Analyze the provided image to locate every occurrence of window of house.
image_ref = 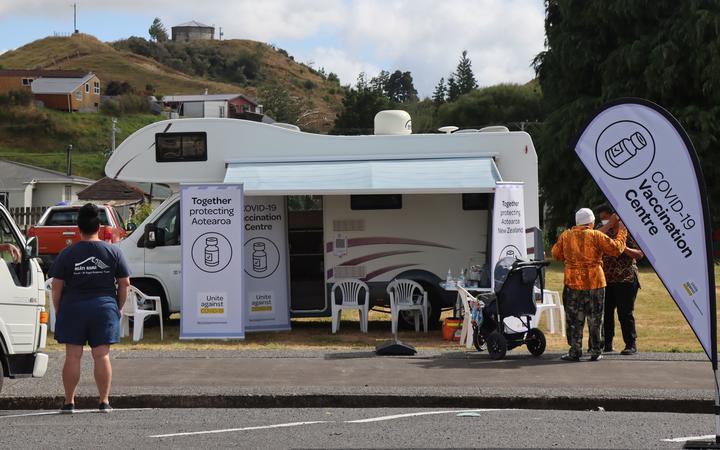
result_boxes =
[64,185,72,201]
[75,91,82,101]
[242,104,250,112]
[350,195,402,210]
[21,78,34,86]
[155,132,207,162]
[93,81,100,94]
[85,83,89,93]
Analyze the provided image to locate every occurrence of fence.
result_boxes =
[9,207,45,233]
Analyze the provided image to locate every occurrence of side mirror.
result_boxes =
[25,236,39,259]
[126,222,138,233]
[144,224,158,249]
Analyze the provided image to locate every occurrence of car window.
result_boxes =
[112,208,125,229]
[155,202,180,246]
[45,208,110,226]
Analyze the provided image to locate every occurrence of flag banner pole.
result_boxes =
[572,98,718,448]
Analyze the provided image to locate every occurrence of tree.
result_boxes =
[259,84,301,124]
[454,50,478,95]
[446,76,461,102]
[148,17,168,42]
[438,83,543,129]
[370,70,390,94]
[432,78,447,106]
[331,80,393,135]
[384,70,418,103]
[534,1,720,230]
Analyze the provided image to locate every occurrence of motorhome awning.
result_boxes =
[224,157,502,195]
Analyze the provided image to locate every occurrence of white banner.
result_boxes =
[574,99,716,364]
[491,182,527,289]
[243,196,291,331]
[180,184,245,339]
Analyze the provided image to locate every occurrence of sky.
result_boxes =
[0,0,546,97]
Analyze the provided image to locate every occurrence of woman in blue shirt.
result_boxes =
[50,203,130,413]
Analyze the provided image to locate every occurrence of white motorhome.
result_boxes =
[0,203,48,391]
[105,112,541,324]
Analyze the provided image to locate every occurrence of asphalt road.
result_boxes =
[0,407,714,449]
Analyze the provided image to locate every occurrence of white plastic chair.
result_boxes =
[531,288,565,335]
[120,285,163,341]
[387,279,428,334]
[44,278,56,333]
[457,286,477,349]
[330,279,369,334]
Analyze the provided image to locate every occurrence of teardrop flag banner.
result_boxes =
[573,98,717,367]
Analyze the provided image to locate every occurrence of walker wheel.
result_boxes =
[486,331,507,360]
[526,328,546,356]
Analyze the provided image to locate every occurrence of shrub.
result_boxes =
[303,80,316,90]
[100,99,121,116]
[118,94,149,114]
[0,89,33,107]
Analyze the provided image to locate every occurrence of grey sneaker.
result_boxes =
[560,353,580,362]
[60,403,74,414]
[620,347,637,355]
[98,402,113,413]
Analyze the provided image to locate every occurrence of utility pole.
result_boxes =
[111,117,121,153]
[219,27,224,40]
[66,144,73,176]
[73,3,78,34]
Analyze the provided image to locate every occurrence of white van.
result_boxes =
[0,203,48,392]
[105,112,541,324]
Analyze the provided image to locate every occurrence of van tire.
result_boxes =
[130,279,171,324]
[0,352,4,393]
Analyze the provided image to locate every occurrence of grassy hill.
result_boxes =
[0,33,346,180]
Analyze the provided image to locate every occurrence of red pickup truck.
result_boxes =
[27,204,128,270]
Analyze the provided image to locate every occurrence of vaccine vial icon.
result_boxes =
[252,242,267,273]
[605,132,647,168]
[204,237,220,267]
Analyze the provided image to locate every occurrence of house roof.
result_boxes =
[173,21,213,28]
[77,177,171,201]
[0,69,87,79]
[162,93,257,105]
[0,160,94,191]
[31,73,96,95]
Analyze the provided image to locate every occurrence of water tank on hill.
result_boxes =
[374,110,412,135]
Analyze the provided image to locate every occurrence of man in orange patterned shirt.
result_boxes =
[552,208,627,361]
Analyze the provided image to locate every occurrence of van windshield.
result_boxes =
[45,208,111,226]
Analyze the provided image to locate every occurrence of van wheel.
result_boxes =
[130,280,171,325]
[0,354,4,393]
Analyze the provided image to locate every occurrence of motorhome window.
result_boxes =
[155,132,207,163]
[350,195,402,210]
[45,209,111,226]
[462,193,490,210]
[154,202,180,246]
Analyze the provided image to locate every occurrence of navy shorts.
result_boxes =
[55,296,121,348]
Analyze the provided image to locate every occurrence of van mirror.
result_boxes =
[144,224,158,249]
[126,222,138,233]
[25,236,39,259]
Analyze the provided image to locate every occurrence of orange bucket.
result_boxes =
[442,317,463,341]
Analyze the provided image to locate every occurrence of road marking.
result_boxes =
[0,408,151,419]
[662,434,715,442]
[344,409,505,424]
[149,421,331,438]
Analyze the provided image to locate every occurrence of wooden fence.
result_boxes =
[9,207,45,233]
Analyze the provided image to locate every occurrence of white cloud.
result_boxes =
[300,47,381,87]
[0,49,7,56]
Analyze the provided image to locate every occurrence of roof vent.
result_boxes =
[374,110,412,135]
[438,126,459,134]
[479,125,510,133]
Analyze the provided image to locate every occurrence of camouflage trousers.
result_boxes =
[563,287,605,358]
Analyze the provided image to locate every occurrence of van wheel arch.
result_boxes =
[394,270,446,329]
[130,278,171,322]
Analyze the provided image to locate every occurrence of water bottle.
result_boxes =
[446,268,452,285]
[458,268,465,288]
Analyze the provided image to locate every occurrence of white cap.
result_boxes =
[575,208,595,226]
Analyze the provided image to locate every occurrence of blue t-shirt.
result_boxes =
[49,241,131,302]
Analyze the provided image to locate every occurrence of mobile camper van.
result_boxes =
[105,113,540,325]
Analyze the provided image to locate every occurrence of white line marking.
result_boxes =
[0,408,151,419]
[344,409,506,424]
[149,421,330,439]
[662,434,715,442]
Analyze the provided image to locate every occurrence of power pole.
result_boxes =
[66,144,73,176]
[73,3,78,34]
[111,117,121,154]
[219,27,224,40]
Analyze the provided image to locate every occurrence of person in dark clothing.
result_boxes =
[50,204,131,413]
[597,205,643,355]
